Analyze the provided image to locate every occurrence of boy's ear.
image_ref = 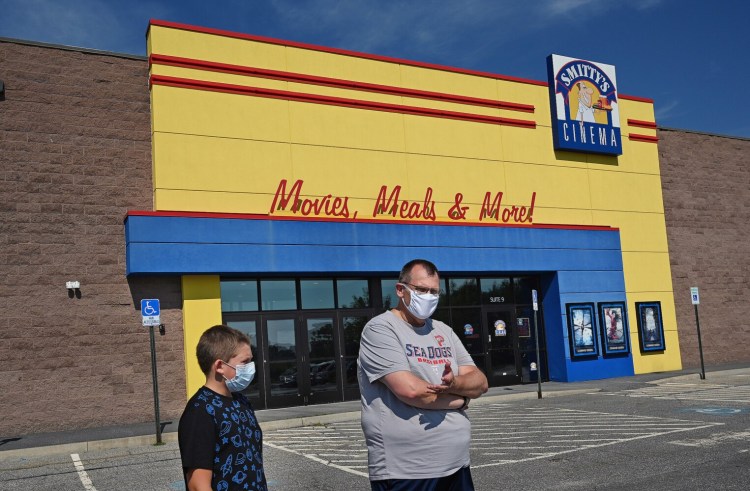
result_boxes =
[213,359,226,376]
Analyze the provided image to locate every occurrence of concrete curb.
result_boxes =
[0,388,596,460]
[648,368,750,385]
[0,433,178,460]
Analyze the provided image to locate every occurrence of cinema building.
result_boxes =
[1,20,747,434]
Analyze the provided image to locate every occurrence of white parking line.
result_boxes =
[472,423,720,468]
[264,441,369,478]
[669,431,750,447]
[70,454,97,491]
[608,384,750,404]
[264,406,724,476]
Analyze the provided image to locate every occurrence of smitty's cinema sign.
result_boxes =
[547,54,622,156]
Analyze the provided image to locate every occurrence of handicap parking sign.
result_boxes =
[141,299,160,326]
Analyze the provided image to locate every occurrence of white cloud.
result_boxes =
[655,99,681,123]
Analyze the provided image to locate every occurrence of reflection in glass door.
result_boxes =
[341,313,369,399]
[515,306,548,383]
[265,315,302,408]
[304,315,339,404]
[485,307,521,385]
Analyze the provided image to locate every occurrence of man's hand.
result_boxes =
[426,361,455,393]
[427,364,488,399]
[381,370,464,410]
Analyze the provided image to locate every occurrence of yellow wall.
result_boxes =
[181,275,223,397]
[149,22,681,377]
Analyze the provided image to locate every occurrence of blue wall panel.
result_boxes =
[126,216,623,251]
[127,242,625,275]
[124,214,633,382]
[556,270,626,294]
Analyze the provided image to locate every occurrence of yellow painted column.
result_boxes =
[182,275,223,398]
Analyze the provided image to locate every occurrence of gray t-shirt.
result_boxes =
[357,310,476,481]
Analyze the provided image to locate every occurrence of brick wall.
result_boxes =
[0,40,186,435]
[658,129,750,367]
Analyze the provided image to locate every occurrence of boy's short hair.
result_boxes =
[196,325,251,375]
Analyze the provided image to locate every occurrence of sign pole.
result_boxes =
[149,323,163,444]
[532,289,542,399]
[141,299,162,444]
[690,287,706,380]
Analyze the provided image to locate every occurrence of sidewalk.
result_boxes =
[1,364,746,459]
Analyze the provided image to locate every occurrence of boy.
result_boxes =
[178,325,267,491]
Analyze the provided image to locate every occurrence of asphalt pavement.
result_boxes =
[1,363,747,460]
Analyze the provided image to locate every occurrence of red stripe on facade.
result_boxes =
[148,20,654,104]
[148,20,654,103]
[150,54,535,113]
[126,210,618,232]
[144,20,528,89]
[619,94,654,103]
[628,133,659,143]
[150,74,537,128]
[627,119,657,129]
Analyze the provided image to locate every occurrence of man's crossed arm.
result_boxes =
[381,362,488,410]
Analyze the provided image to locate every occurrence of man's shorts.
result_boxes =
[370,466,475,491]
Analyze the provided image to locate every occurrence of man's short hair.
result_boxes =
[196,325,250,375]
[398,259,439,283]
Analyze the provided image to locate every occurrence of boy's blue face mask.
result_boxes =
[222,361,256,392]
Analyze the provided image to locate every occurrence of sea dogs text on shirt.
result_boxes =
[547,54,623,156]
[405,344,453,365]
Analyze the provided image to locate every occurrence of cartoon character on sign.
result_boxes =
[464,324,474,336]
[494,320,507,337]
[576,82,595,123]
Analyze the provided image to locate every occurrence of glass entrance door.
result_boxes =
[264,315,302,408]
[303,315,340,405]
[340,312,370,399]
[224,317,265,409]
[484,307,521,385]
[261,313,344,408]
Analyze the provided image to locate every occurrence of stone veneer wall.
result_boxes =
[0,40,185,435]
[658,128,750,367]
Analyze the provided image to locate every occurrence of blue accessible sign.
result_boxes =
[141,299,160,327]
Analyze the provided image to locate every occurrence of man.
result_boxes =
[576,81,596,123]
[358,259,488,491]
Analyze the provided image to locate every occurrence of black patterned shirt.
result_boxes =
[179,387,267,490]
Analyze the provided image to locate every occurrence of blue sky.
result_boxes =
[2,0,748,138]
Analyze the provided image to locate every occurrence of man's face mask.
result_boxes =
[401,284,440,320]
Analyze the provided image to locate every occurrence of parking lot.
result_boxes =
[2,373,749,490]
[261,402,723,476]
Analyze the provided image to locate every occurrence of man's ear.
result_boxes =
[395,283,406,299]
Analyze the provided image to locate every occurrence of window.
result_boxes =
[300,279,334,309]
[480,277,512,305]
[337,279,370,308]
[261,280,297,310]
[380,278,398,309]
[221,280,258,312]
[513,276,538,304]
[448,278,479,306]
